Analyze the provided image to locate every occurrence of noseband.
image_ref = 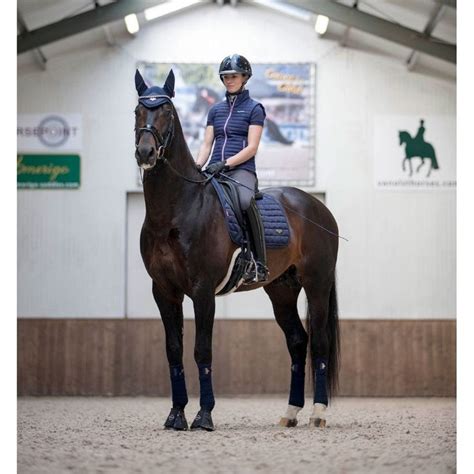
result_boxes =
[135,97,175,160]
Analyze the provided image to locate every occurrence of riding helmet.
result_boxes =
[219,54,252,82]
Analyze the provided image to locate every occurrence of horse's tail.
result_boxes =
[307,279,341,401]
[431,148,439,169]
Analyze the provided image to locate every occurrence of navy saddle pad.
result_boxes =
[210,177,290,248]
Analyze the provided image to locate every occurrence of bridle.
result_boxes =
[135,96,175,161]
[135,96,214,185]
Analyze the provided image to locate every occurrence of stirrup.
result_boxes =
[243,259,268,283]
[242,255,257,283]
[255,262,269,282]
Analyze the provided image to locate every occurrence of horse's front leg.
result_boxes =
[190,288,216,431]
[152,282,189,431]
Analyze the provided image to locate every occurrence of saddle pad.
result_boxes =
[210,178,290,248]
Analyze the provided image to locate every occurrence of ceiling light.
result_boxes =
[250,0,313,22]
[315,15,329,35]
[144,0,202,21]
[124,14,140,34]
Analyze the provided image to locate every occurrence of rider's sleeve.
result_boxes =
[250,104,266,126]
[206,105,216,127]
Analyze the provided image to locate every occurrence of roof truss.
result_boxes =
[284,0,455,63]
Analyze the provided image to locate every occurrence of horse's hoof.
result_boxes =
[190,409,215,431]
[309,417,326,428]
[164,408,188,431]
[279,417,298,427]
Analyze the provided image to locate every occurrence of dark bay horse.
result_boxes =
[134,69,340,431]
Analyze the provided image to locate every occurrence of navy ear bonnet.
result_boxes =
[135,69,175,108]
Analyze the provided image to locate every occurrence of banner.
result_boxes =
[374,115,456,190]
[136,62,316,187]
[17,114,82,153]
[17,154,80,189]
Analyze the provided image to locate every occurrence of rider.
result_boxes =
[414,119,425,142]
[195,54,268,282]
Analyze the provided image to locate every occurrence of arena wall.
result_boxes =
[18,319,455,396]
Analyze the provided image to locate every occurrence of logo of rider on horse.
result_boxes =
[399,119,439,178]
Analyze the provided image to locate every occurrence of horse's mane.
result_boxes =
[170,102,196,164]
[399,130,412,140]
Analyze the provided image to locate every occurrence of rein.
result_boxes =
[135,101,347,241]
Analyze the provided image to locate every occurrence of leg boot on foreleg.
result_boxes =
[152,283,189,431]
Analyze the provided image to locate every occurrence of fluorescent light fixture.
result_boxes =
[144,0,202,21]
[124,13,140,34]
[249,0,313,22]
[315,15,329,35]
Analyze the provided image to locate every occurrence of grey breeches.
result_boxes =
[225,169,257,211]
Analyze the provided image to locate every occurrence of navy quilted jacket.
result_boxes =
[207,89,266,174]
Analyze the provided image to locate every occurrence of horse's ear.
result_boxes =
[163,69,175,98]
[135,69,148,96]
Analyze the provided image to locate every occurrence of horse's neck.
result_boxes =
[401,132,412,143]
[143,130,202,227]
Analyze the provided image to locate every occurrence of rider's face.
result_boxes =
[222,73,246,94]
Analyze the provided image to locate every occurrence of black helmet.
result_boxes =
[219,54,252,82]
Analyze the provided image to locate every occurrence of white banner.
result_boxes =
[17,114,83,153]
[374,115,456,190]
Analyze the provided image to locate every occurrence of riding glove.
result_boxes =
[205,161,229,175]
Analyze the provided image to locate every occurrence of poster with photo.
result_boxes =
[136,62,316,187]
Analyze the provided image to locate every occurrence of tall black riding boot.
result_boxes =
[243,198,268,283]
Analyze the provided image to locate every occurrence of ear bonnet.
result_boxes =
[135,69,175,108]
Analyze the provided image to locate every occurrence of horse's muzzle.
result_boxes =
[136,144,157,169]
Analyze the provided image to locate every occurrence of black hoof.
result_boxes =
[164,408,188,431]
[190,409,215,431]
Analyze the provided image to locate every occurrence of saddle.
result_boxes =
[210,177,290,296]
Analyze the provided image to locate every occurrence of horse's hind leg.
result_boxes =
[303,277,339,428]
[416,158,425,173]
[264,273,307,427]
[426,161,432,177]
[152,282,189,431]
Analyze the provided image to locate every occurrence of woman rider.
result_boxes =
[195,54,268,282]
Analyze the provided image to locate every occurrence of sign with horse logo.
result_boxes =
[374,115,455,190]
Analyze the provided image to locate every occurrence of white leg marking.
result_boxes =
[311,403,327,420]
[284,405,302,420]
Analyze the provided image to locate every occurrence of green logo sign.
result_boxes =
[398,119,439,178]
[17,154,80,189]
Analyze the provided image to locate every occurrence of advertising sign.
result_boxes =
[17,154,80,189]
[17,114,82,153]
[374,115,456,190]
[136,62,316,187]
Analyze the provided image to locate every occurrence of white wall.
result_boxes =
[17,3,456,319]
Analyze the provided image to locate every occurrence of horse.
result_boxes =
[399,130,439,178]
[134,69,340,431]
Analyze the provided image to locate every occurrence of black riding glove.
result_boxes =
[206,161,229,175]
